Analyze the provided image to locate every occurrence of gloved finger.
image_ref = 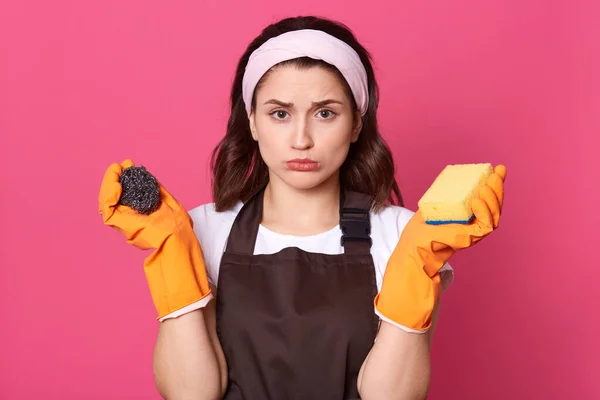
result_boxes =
[99,181,123,221]
[472,197,493,233]
[494,164,507,181]
[99,163,123,204]
[487,172,505,210]
[119,209,169,249]
[479,185,500,228]
[104,205,146,238]
[120,159,135,169]
[98,160,134,206]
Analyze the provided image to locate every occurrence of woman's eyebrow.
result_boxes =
[312,99,344,107]
[264,99,293,107]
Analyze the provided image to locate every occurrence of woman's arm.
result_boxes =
[153,285,228,400]
[357,299,441,400]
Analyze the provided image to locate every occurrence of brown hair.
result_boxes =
[210,16,403,211]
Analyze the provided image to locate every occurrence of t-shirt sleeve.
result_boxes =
[158,202,237,322]
[189,204,225,287]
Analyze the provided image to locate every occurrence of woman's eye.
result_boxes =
[271,110,289,120]
[317,110,335,119]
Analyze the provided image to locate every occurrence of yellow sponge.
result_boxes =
[418,163,493,225]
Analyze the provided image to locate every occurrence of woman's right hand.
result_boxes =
[99,159,194,250]
[98,159,213,320]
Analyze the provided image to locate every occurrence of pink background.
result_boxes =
[1,1,597,399]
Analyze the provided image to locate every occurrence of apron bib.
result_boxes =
[216,187,378,399]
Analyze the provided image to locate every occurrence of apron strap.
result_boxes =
[224,187,264,255]
[340,190,373,255]
[224,187,373,256]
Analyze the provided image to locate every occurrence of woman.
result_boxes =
[99,15,506,400]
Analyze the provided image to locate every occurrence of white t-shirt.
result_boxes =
[161,201,455,333]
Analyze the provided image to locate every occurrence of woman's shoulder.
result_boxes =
[187,201,244,246]
[187,201,244,284]
[369,204,415,245]
[370,203,415,222]
[188,201,242,226]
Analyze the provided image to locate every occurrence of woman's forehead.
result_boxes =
[256,65,348,103]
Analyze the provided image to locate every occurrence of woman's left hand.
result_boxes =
[374,165,507,333]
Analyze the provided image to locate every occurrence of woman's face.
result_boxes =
[249,64,362,191]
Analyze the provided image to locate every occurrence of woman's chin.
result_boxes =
[274,170,339,192]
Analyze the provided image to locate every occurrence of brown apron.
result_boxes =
[215,186,379,399]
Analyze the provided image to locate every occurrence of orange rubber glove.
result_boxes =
[98,159,212,320]
[375,165,507,333]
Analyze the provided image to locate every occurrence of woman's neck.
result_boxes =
[261,173,341,236]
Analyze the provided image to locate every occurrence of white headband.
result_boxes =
[241,29,369,117]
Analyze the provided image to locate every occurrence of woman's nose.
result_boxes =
[291,119,314,150]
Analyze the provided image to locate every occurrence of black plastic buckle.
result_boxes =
[340,207,372,248]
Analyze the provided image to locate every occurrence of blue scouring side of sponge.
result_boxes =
[425,214,474,225]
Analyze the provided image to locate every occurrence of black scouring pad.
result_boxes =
[118,165,161,215]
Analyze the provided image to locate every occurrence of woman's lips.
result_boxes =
[285,158,319,171]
